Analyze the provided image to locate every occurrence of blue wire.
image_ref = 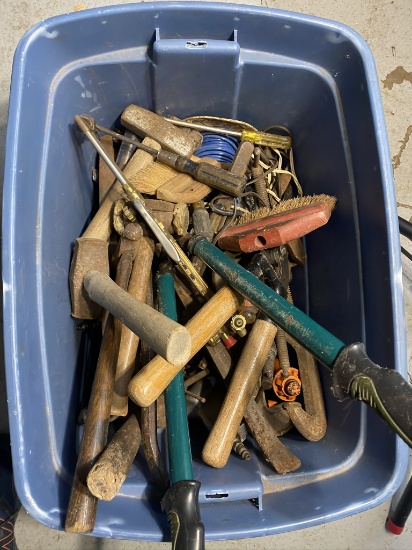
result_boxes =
[194,132,239,163]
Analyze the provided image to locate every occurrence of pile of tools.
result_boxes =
[65,105,336,545]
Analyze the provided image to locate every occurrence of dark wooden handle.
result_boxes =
[86,414,141,501]
[64,315,116,533]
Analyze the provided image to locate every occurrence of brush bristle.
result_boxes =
[236,194,337,225]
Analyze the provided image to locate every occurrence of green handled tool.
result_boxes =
[191,238,412,447]
[157,271,205,550]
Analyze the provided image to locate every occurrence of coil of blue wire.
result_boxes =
[194,132,239,163]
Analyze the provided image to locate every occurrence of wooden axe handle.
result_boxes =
[202,318,277,468]
[83,271,191,367]
[128,286,240,407]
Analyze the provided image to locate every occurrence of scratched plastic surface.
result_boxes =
[2,1,407,542]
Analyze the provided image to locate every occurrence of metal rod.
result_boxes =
[164,118,241,138]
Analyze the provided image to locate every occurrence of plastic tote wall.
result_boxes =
[3,1,408,542]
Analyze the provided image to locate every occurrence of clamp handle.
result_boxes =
[332,343,412,446]
[161,480,205,550]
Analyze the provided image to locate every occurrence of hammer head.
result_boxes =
[69,238,110,319]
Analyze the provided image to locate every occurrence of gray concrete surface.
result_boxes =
[1,0,412,548]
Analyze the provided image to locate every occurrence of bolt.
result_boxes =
[232,435,251,460]
[285,380,301,397]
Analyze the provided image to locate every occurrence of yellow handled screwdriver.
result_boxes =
[164,118,292,150]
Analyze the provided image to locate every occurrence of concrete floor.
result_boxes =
[1,0,412,548]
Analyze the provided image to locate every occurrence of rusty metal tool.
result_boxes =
[281,334,326,441]
[86,413,141,501]
[121,104,202,157]
[157,270,205,550]
[140,279,169,491]
[244,399,301,474]
[192,238,412,447]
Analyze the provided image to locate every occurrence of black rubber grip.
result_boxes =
[161,480,205,550]
[387,474,412,534]
[332,343,412,445]
[399,216,412,241]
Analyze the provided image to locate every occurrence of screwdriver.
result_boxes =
[89,119,246,197]
[164,118,292,150]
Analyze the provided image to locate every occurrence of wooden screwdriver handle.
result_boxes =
[202,318,277,469]
[83,271,191,368]
[128,286,240,408]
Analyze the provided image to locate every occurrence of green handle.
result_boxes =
[192,238,345,366]
[157,273,205,549]
[192,238,412,446]
[156,272,193,483]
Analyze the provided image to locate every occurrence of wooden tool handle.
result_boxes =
[82,138,157,241]
[64,315,116,533]
[128,286,240,407]
[86,414,141,501]
[98,135,116,204]
[82,181,124,241]
[202,318,277,468]
[111,237,155,416]
[83,271,191,367]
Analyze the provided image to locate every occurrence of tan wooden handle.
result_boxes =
[84,270,191,368]
[111,237,155,416]
[128,286,240,407]
[202,319,277,468]
[86,414,141,501]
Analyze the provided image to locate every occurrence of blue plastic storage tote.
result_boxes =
[3,1,407,542]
